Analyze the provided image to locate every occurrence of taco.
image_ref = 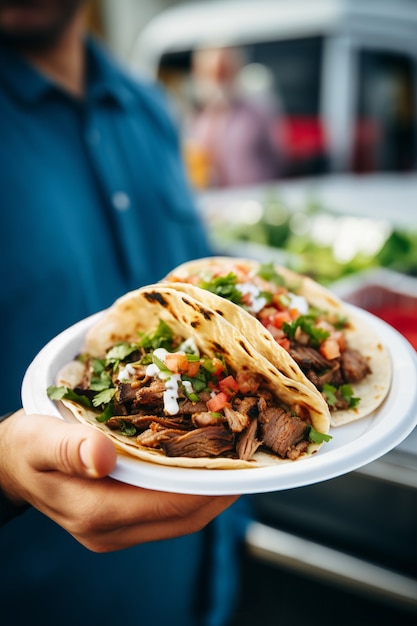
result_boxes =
[165,257,392,426]
[48,284,331,469]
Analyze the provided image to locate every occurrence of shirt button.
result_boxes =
[112,191,131,211]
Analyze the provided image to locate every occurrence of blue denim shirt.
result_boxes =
[0,39,250,626]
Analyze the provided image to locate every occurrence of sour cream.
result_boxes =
[163,374,181,415]
[144,347,194,415]
[118,363,137,381]
[287,293,309,315]
[178,336,200,355]
[237,282,268,313]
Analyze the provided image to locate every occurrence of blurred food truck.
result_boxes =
[130,0,417,185]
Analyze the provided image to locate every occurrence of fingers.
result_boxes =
[77,493,240,552]
[123,494,239,546]
[20,413,117,478]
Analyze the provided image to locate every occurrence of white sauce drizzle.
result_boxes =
[287,293,309,315]
[182,380,194,395]
[163,374,181,415]
[178,336,200,355]
[236,282,268,313]
[144,347,196,415]
[118,363,136,381]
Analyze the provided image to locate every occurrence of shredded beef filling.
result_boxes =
[289,342,371,409]
[102,375,313,461]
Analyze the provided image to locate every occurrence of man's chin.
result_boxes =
[0,28,61,51]
[0,0,86,52]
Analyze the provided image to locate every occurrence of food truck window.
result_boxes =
[354,49,416,173]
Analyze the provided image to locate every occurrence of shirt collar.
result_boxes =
[84,38,137,109]
[0,37,137,109]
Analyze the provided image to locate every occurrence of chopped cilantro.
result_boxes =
[259,290,274,304]
[308,425,332,444]
[182,372,209,393]
[138,320,175,351]
[96,402,114,423]
[92,387,116,408]
[91,358,106,374]
[340,384,360,408]
[333,315,349,330]
[322,383,360,409]
[90,369,112,392]
[118,420,137,437]
[47,385,91,407]
[199,273,243,305]
[152,353,171,373]
[282,315,330,347]
[256,262,286,286]
[182,385,200,402]
[106,342,139,362]
[322,383,338,407]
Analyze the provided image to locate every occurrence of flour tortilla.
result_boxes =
[165,257,392,426]
[57,283,330,468]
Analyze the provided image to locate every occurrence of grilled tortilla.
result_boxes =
[165,257,392,426]
[50,284,331,469]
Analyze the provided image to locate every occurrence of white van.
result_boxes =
[131,0,417,180]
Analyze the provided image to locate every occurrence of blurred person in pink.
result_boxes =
[186,45,282,188]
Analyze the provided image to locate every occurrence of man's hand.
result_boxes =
[0,411,238,552]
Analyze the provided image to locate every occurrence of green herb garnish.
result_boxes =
[92,387,116,408]
[199,273,243,305]
[308,425,332,444]
[322,383,338,407]
[138,319,175,351]
[47,385,91,407]
[322,383,360,409]
[340,384,360,408]
[283,315,330,347]
[256,262,286,286]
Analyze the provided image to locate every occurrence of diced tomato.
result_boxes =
[316,320,335,333]
[234,264,250,280]
[202,357,224,376]
[289,308,301,320]
[206,392,230,412]
[332,330,346,352]
[236,371,261,394]
[272,290,289,309]
[271,310,292,328]
[210,357,225,376]
[319,338,341,360]
[241,292,253,306]
[258,306,277,321]
[265,324,286,341]
[219,375,239,397]
[186,360,201,377]
[165,353,189,374]
[277,337,291,352]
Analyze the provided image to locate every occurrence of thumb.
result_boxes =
[27,416,117,478]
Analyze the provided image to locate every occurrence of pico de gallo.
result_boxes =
[174,262,372,412]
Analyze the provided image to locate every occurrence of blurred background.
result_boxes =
[88,1,416,624]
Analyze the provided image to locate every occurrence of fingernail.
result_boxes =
[80,440,97,476]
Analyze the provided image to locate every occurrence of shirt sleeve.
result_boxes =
[0,412,31,527]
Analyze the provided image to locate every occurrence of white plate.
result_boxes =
[21,306,417,495]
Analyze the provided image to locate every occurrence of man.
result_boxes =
[0,2,246,625]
